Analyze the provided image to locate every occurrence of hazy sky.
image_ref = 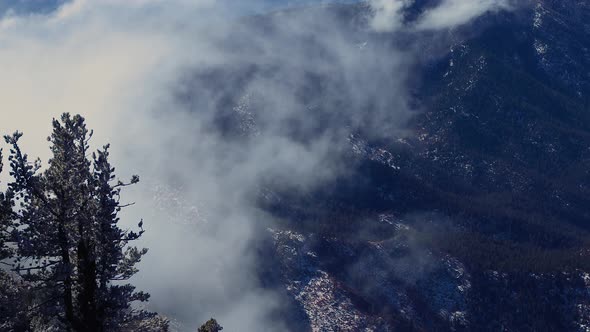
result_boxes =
[0,1,513,330]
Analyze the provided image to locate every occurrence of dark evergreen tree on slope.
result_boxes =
[0,148,11,260]
[0,148,29,331]
[3,113,168,331]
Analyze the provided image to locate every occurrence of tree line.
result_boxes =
[0,114,221,332]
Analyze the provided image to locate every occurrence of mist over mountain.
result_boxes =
[1,0,589,331]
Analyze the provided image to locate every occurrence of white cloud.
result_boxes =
[368,0,512,32]
[416,0,511,30]
[368,0,412,32]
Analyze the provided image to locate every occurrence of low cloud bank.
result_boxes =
[0,0,512,330]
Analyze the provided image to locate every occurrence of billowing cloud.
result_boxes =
[368,0,412,32]
[416,0,512,30]
[0,0,514,330]
[368,0,512,32]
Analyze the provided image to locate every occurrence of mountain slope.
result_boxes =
[176,1,590,330]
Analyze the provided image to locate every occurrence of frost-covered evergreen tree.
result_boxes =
[92,144,168,332]
[4,113,167,331]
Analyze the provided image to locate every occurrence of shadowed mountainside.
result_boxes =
[173,1,590,330]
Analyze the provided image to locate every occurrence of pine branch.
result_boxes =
[119,202,136,208]
[12,260,59,272]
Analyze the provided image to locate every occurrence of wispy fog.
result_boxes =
[0,0,512,330]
